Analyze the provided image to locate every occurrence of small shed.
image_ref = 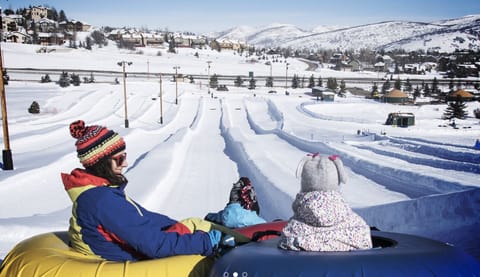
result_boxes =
[312,86,335,101]
[385,112,415,127]
[384,89,408,104]
[447,89,474,102]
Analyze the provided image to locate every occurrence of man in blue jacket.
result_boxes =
[62,120,221,261]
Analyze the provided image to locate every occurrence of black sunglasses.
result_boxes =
[111,153,127,166]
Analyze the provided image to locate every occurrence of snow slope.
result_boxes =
[0,43,479,261]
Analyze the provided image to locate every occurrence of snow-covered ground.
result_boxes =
[0,42,479,261]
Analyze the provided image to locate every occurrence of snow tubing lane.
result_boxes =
[213,228,480,276]
[0,231,212,277]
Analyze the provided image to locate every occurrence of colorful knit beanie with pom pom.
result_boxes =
[229,177,260,214]
[69,120,126,167]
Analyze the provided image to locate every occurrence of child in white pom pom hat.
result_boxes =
[278,153,372,251]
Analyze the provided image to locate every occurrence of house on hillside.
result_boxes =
[59,20,91,32]
[190,36,207,48]
[374,61,386,72]
[121,33,143,47]
[28,6,49,22]
[6,31,31,43]
[37,32,64,46]
[36,18,57,33]
[2,14,24,32]
[142,33,164,47]
[107,29,125,41]
[174,35,191,48]
[340,59,361,72]
[210,39,247,51]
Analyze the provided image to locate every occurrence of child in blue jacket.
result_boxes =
[62,120,221,261]
[205,177,266,228]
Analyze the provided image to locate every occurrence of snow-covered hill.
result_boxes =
[216,15,480,52]
[0,43,479,263]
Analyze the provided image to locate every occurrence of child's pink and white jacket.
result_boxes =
[278,190,372,251]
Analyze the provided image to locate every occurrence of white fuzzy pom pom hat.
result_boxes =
[296,153,347,192]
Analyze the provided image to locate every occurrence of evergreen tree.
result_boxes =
[339,80,346,95]
[443,96,467,120]
[317,76,323,87]
[28,101,40,114]
[209,74,218,88]
[248,77,256,90]
[291,74,299,88]
[404,78,413,93]
[424,83,431,97]
[85,37,92,50]
[432,77,439,94]
[58,71,70,87]
[91,30,106,46]
[88,72,95,83]
[381,80,391,94]
[49,7,58,21]
[308,75,315,88]
[327,77,338,90]
[58,10,67,22]
[234,76,244,87]
[448,79,455,93]
[70,73,81,86]
[168,38,176,53]
[394,78,401,90]
[41,74,51,83]
[265,76,273,87]
[413,85,421,100]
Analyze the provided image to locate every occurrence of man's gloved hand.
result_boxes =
[208,229,222,249]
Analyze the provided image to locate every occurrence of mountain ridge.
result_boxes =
[215,15,480,52]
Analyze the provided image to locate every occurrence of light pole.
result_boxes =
[267,61,273,88]
[285,62,290,95]
[173,66,180,104]
[268,61,272,79]
[117,61,132,128]
[0,39,13,170]
[147,59,150,79]
[206,61,212,94]
[159,73,163,124]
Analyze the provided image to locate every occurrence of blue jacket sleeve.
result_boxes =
[95,190,213,258]
[222,203,267,228]
[136,202,178,230]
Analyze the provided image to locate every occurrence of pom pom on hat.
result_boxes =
[69,120,126,167]
[298,153,347,193]
[70,120,87,139]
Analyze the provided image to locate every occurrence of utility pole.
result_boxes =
[206,61,212,94]
[0,9,13,170]
[117,61,132,128]
[159,73,163,124]
[285,62,290,95]
[173,66,180,104]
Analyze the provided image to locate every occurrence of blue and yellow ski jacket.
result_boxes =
[61,168,213,261]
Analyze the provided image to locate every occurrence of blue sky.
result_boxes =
[2,0,479,33]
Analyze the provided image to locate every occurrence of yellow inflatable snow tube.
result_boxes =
[0,231,213,277]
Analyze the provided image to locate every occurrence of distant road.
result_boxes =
[5,67,479,88]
